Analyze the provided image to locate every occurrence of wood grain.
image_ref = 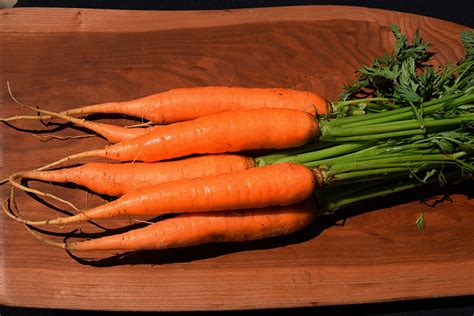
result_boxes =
[0,6,473,311]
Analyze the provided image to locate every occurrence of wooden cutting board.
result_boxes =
[0,6,473,312]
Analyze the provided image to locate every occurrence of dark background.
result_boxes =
[2,1,474,315]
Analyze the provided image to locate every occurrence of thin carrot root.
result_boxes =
[24,223,68,249]
[0,114,46,122]
[32,134,98,142]
[5,82,151,143]
[2,187,39,225]
[36,149,105,171]
[2,187,82,226]
[2,191,68,249]
[4,83,148,131]
[8,172,82,212]
[5,81,55,121]
[2,190,27,225]
[124,121,153,128]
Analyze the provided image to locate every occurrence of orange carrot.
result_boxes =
[8,162,316,226]
[4,86,329,124]
[10,154,255,197]
[38,108,319,170]
[30,198,317,251]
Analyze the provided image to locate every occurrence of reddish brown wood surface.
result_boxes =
[0,6,473,311]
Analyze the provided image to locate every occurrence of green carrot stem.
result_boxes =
[277,138,441,169]
[322,114,474,137]
[320,179,432,213]
[364,103,404,111]
[320,114,474,141]
[338,115,435,128]
[329,97,398,115]
[268,142,371,165]
[312,152,468,188]
[321,167,466,214]
[456,159,474,174]
[327,92,471,126]
[331,97,395,107]
[303,142,437,166]
[436,61,473,90]
[315,179,391,201]
[340,93,474,128]
[255,142,335,166]
[327,161,460,180]
[323,130,425,141]
[325,171,412,186]
[327,166,443,182]
[324,152,465,173]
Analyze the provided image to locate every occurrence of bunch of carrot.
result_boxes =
[1,86,332,253]
[1,26,472,255]
[2,84,470,253]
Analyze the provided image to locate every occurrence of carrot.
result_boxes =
[27,198,317,252]
[9,154,255,202]
[7,162,316,226]
[37,108,319,170]
[3,86,329,124]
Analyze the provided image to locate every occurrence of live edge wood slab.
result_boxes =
[0,6,472,312]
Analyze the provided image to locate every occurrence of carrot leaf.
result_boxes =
[416,211,425,230]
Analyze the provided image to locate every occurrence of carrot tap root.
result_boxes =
[1,188,48,226]
[8,172,82,213]
[24,224,68,249]
[36,149,106,171]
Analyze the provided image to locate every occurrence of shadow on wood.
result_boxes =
[53,182,472,267]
